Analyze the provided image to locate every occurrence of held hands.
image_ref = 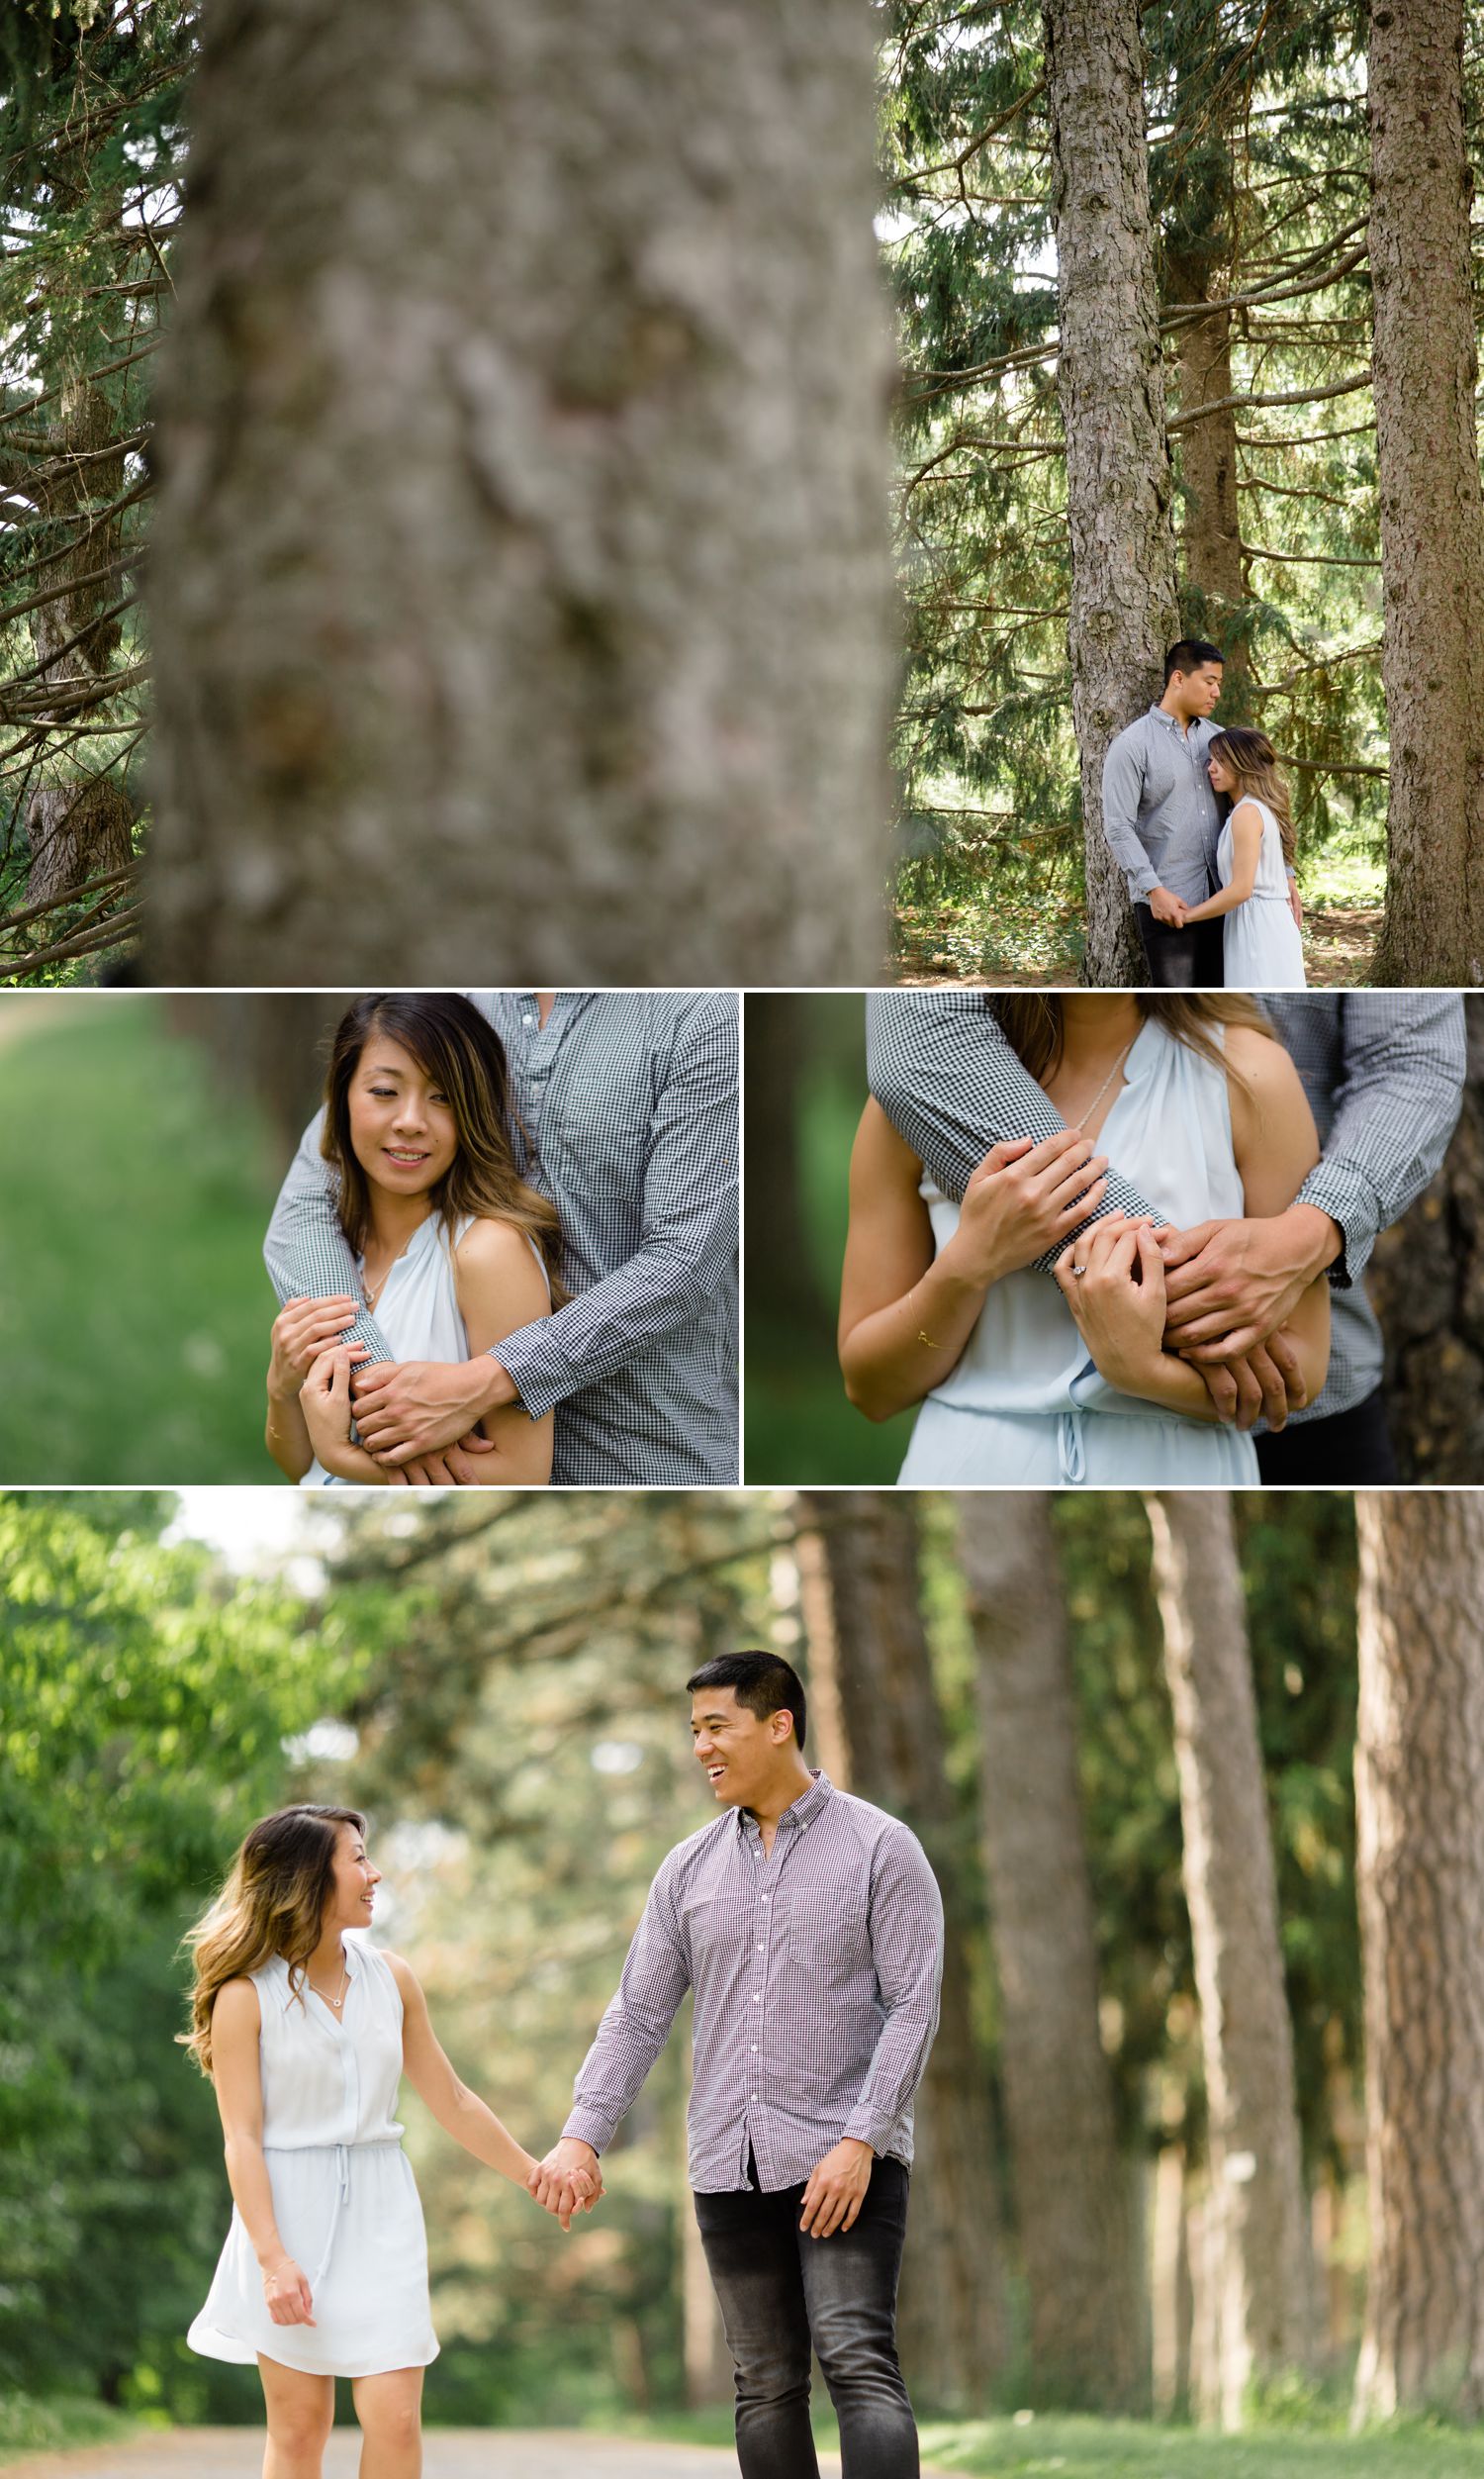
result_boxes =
[1158,1212,1328,1358]
[943,1131,1110,1287]
[798,2139,874,2240]
[268,1295,364,1400]
[1148,885,1190,928]
[262,2255,316,2327]
[350,1358,508,1469]
[301,1345,363,1457]
[527,2138,605,2233]
[1053,1213,1167,1389]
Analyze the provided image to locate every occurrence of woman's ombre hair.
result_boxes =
[1207,725,1296,869]
[991,994,1276,1089]
[320,993,566,1303]
[180,1804,367,2077]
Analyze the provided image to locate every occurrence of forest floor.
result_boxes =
[893,903,1381,987]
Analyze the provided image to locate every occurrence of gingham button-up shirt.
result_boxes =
[263,991,739,1484]
[866,992,1465,1425]
[562,1772,944,2193]
[1101,705,1224,906]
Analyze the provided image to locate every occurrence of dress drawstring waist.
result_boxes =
[265,2140,403,2294]
[1057,1410,1086,1485]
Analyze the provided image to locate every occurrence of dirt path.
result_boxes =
[4,2429,971,2478]
[894,903,1381,988]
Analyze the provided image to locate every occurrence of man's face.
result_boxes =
[692,1687,781,1810]
[1170,660,1224,718]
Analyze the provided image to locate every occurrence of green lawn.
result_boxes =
[0,2396,141,2463]
[918,2414,1484,2476]
[0,999,291,1482]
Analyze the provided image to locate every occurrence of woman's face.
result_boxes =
[1207,751,1236,796]
[324,1822,381,1931]
[347,1033,459,1197]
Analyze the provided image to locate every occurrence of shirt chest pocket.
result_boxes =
[770,1888,874,1989]
[540,1089,652,1201]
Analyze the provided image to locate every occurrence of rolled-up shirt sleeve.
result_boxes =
[494,998,738,1421]
[262,1109,394,1361]
[1101,728,1159,900]
[841,1824,944,2154]
[1294,997,1466,1287]
[864,991,1165,1264]
[563,1857,694,2155]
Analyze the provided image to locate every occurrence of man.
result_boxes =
[1101,639,1299,988]
[264,989,738,1484]
[866,991,1466,1484]
[530,1652,943,2479]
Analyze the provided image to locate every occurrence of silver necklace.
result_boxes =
[308,1955,349,2013]
[1060,1033,1137,1132]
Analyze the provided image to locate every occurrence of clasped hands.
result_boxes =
[280,1313,519,1484]
[525,2136,874,2239]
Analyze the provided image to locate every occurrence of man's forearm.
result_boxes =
[264,1110,394,1361]
[493,1233,731,1421]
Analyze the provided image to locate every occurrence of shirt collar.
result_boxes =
[736,1767,834,1841]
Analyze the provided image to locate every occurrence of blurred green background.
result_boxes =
[745,993,917,1483]
[0,993,347,1482]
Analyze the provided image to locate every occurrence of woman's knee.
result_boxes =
[266,2402,332,2459]
[356,2388,422,2450]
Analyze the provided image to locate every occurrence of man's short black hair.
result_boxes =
[1164,637,1225,683]
[687,1651,807,1753]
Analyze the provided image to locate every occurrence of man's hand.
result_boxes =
[384,1442,501,1486]
[798,2139,874,2240]
[1186,1335,1307,1432]
[1148,885,1188,928]
[527,2139,604,2233]
[350,1356,517,1463]
[1158,1206,1341,1358]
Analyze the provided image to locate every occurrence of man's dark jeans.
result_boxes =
[1135,906,1226,988]
[694,2154,917,2479]
[1256,1384,1400,1485]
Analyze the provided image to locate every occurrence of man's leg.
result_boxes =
[1255,1386,1401,1485]
[695,2173,819,2479]
[1135,906,1203,989]
[1194,917,1226,988]
[795,2158,918,2479]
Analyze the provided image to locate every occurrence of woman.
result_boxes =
[1178,727,1307,988]
[265,994,564,1486]
[839,995,1331,1486]
[184,1804,598,2479]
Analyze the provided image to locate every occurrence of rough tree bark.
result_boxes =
[796,1490,1006,2412]
[147,0,893,985]
[1367,2,1484,985]
[1352,1495,1484,2423]
[1165,264,1247,673]
[1043,0,1179,988]
[1368,1001,1484,1482]
[1145,1494,1314,2430]
[958,1493,1146,2410]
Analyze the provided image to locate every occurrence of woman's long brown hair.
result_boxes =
[321,994,567,1304]
[1207,725,1296,869]
[179,1804,367,2077]
[991,994,1276,1090]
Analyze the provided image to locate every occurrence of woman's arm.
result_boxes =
[453,1221,558,1483]
[301,1348,393,1482]
[386,1953,587,2201]
[210,1978,317,2329]
[1220,1027,1331,1398]
[1181,804,1262,923]
[839,1101,1113,1422]
[265,1296,367,1481]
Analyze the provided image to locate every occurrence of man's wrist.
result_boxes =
[1281,1201,1343,1284]
[471,1354,519,1416]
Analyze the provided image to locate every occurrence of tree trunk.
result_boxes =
[1367,2,1484,985]
[24,779,135,909]
[1352,1494,1484,2423]
[1368,1000,1484,1483]
[147,0,892,986]
[744,997,827,1334]
[795,1490,1006,2413]
[958,1493,1146,2410]
[1145,1494,1314,2429]
[1164,257,1250,703]
[1043,0,1179,988]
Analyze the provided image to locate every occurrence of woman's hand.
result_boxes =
[268,1295,363,1401]
[301,1345,359,1458]
[1054,1213,1167,1390]
[262,2256,316,2327]
[941,1131,1111,1287]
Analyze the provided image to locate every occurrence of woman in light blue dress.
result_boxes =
[1178,727,1307,988]
[839,995,1331,1487]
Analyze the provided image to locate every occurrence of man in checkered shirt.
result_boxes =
[866,992,1465,1484]
[529,1650,943,2479]
[264,991,738,1485]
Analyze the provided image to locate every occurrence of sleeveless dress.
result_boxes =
[302,1211,550,1487]
[188,1941,438,2377]
[1217,797,1306,988]
[896,1018,1260,1487]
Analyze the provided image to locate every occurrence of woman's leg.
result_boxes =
[351,2365,424,2479]
[257,2355,334,2479]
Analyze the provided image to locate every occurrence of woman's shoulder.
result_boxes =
[1225,1020,1307,1122]
[454,1215,548,1275]
[212,1973,264,2029]
[1228,795,1265,830]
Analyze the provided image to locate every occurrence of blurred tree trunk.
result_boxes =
[147,0,892,986]
[1369,1002,1484,1481]
[1160,60,1249,703]
[1367,3,1484,984]
[744,998,827,1334]
[165,991,346,1154]
[1145,1494,1314,2430]
[958,1493,1146,2410]
[1352,1495,1484,2422]
[1043,0,1178,987]
[795,1490,1006,2412]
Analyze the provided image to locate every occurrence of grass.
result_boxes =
[918,2413,1484,2475]
[0,2395,141,2465]
[0,997,291,1482]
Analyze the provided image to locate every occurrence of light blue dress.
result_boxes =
[1218,797,1306,988]
[896,1018,1260,1487]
